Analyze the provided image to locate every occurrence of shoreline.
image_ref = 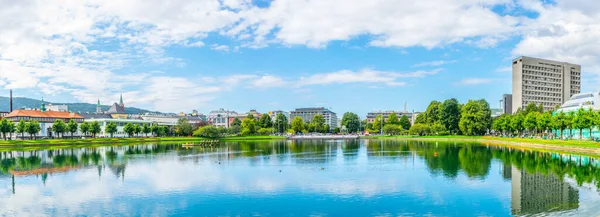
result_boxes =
[367,136,600,157]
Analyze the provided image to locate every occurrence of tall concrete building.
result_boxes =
[512,56,581,113]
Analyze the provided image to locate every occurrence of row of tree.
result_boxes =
[412,98,492,136]
[492,104,600,139]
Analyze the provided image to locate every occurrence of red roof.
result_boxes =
[5,110,84,119]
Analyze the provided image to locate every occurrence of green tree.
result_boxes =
[0,119,12,140]
[52,119,66,138]
[387,113,399,125]
[16,120,26,140]
[175,118,193,136]
[399,115,411,131]
[409,123,430,136]
[123,123,135,137]
[66,119,78,138]
[439,98,461,134]
[231,117,242,127]
[524,102,540,115]
[566,112,576,138]
[430,122,448,135]
[383,124,402,135]
[424,101,442,124]
[257,128,271,135]
[312,114,326,133]
[258,114,273,129]
[537,112,552,137]
[193,126,220,138]
[162,126,170,136]
[105,122,118,138]
[341,112,361,133]
[241,117,257,136]
[90,121,101,138]
[552,111,568,139]
[371,114,385,133]
[228,125,241,135]
[80,122,90,137]
[291,116,304,134]
[133,124,142,137]
[25,121,41,139]
[142,123,151,137]
[458,99,492,136]
[510,113,525,136]
[274,113,288,134]
[151,123,160,137]
[538,103,545,113]
[575,108,595,140]
[414,113,427,124]
[524,112,539,136]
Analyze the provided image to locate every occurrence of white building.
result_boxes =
[268,110,290,122]
[85,118,152,138]
[290,107,338,129]
[556,92,600,113]
[46,104,68,112]
[141,114,205,126]
[207,108,238,128]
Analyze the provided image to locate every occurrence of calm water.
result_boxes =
[1,140,600,216]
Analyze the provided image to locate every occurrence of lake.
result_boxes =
[1,139,600,216]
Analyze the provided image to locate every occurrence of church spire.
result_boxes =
[40,97,46,113]
[119,94,124,110]
[96,98,102,114]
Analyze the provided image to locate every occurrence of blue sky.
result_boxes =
[1,0,599,116]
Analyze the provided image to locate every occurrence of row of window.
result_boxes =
[523,80,561,88]
[523,85,561,93]
[7,117,84,122]
[523,70,561,78]
[523,75,561,84]
[524,65,562,73]
[523,91,561,97]
[523,100,560,107]
[523,96,561,102]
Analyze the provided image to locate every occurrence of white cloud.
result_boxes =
[455,78,494,86]
[413,60,457,67]
[512,0,600,83]
[229,0,520,48]
[250,75,287,88]
[211,44,230,52]
[297,68,440,87]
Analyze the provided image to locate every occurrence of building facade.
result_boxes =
[502,94,513,114]
[268,110,290,122]
[290,107,338,129]
[366,110,416,124]
[207,108,238,128]
[512,56,581,113]
[46,104,68,112]
[4,110,85,138]
[84,118,152,138]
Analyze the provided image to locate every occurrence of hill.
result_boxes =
[0,96,156,114]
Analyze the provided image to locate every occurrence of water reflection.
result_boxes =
[1,140,599,216]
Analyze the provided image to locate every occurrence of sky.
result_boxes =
[1,0,600,116]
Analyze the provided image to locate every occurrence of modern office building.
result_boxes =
[290,107,338,129]
[556,91,600,113]
[510,165,579,215]
[502,94,513,114]
[512,56,581,113]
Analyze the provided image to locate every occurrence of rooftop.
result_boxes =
[6,110,84,119]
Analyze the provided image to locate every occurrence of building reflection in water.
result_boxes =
[508,165,579,215]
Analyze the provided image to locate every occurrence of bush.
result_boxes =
[257,128,271,136]
[409,124,431,136]
[228,126,241,135]
[430,123,449,135]
[383,124,402,135]
[193,126,220,138]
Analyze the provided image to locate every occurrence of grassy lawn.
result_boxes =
[368,135,600,148]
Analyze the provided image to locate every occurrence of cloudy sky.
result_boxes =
[1,0,599,115]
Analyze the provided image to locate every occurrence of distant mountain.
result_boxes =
[0,96,156,114]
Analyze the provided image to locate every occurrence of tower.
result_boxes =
[40,97,46,113]
[10,90,13,112]
[96,98,102,113]
[119,94,124,110]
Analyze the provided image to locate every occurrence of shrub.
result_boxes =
[193,126,220,138]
